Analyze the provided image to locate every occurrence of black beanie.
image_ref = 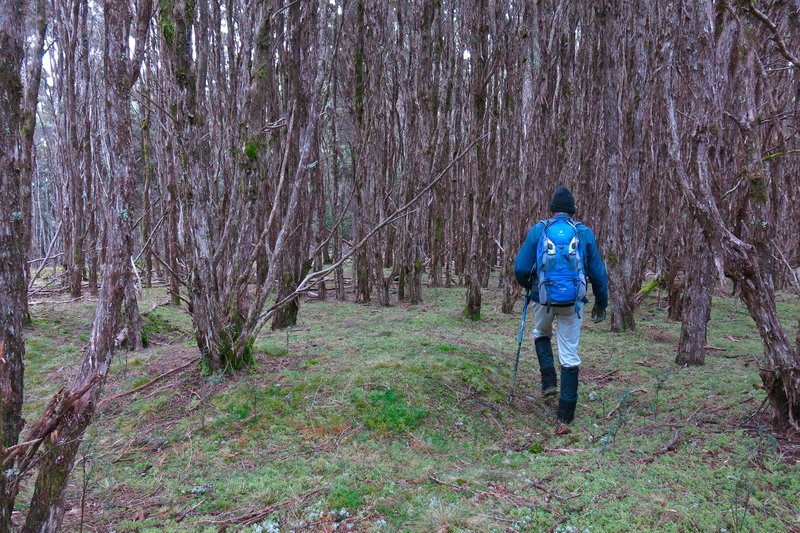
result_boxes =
[549,186,576,214]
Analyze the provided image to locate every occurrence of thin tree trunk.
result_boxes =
[0,1,28,528]
[19,0,47,324]
[22,1,152,528]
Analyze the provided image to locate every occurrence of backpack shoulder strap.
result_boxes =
[564,218,579,234]
[540,217,557,232]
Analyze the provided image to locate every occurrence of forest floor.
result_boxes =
[18,281,800,532]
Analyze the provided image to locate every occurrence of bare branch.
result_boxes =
[748,1,800,69]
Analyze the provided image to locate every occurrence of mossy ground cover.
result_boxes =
[21,283,800,532]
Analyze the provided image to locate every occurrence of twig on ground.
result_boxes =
[742,394,770,426]
[198,488,324,527]
[478,513,517,524]
[654,429,681,455]
[97,357,199,409]
[528,479,580,502]
[704,345,726,352]
[175,499,206,523]
[546,515,568,533]
[686,404,706,423]
[593,369,620,382]
[545,447,586,454]
[605,388,647,420]
[427,472,464,492]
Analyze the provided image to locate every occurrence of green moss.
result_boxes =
[160,18,175,44]
[140,328,149,347]
[327,483,366,511]
[352,389,427,433]
[435,343,458,352]
[199,322,255,377]
[244,140,259,161]
[749,170,767,203]
[607,249,619,268]
[253,339,289,357]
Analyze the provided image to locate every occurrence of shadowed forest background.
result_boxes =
[1,0,799,531]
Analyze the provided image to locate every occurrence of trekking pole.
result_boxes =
[509,290,531,402]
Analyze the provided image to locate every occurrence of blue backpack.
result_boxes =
[535,217,587,312]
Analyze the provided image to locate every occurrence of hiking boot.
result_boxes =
[557,366,579,424]
[541,367,558,396]
[556,399,577,424]
[535,337,557,395]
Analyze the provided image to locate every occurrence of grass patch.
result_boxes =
[254,338,290,357]
[353,388,427,433]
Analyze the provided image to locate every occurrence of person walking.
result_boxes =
[514,186,608,431]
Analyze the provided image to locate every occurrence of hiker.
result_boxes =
[513,186,608,430]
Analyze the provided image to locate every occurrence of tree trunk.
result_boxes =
[141,115,153,288]
[0,1,28,528]
[665,260,684,321]
[463,0,489,320]
[193,284,254,375]
[23,1,153,527]
[123,280,144,351]
[19,0,47,324]
[676,246,714,365]
[663,29,800,428]
[165,176,181,305]
[464,274,482,321]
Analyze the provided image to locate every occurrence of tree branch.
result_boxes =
[748,1,800,69]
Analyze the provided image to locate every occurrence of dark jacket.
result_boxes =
[514,213,609,309]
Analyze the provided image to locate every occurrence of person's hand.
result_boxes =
[591,305,606,323]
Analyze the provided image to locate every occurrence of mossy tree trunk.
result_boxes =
[193,291,255,375]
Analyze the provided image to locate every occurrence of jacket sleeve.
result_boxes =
[514,224,541,290]
[582,229,609,309]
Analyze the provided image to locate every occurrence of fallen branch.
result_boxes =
[547,516,568,533]
[654,429,680,455]
[686,404,706,423]
[605,388,647,420]
[97,357,199,409]
[427,472,465,492]
[528,479,580,501]
[29,296,84,306]
[142,300,171,316]
[28,270,67,296]
[198,487,324,527]
[545,447,586,454]
[593,369,620,382]
[175,499,205,523]
[704,344,726,352]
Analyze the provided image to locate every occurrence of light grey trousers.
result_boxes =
[531,303,583,367]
